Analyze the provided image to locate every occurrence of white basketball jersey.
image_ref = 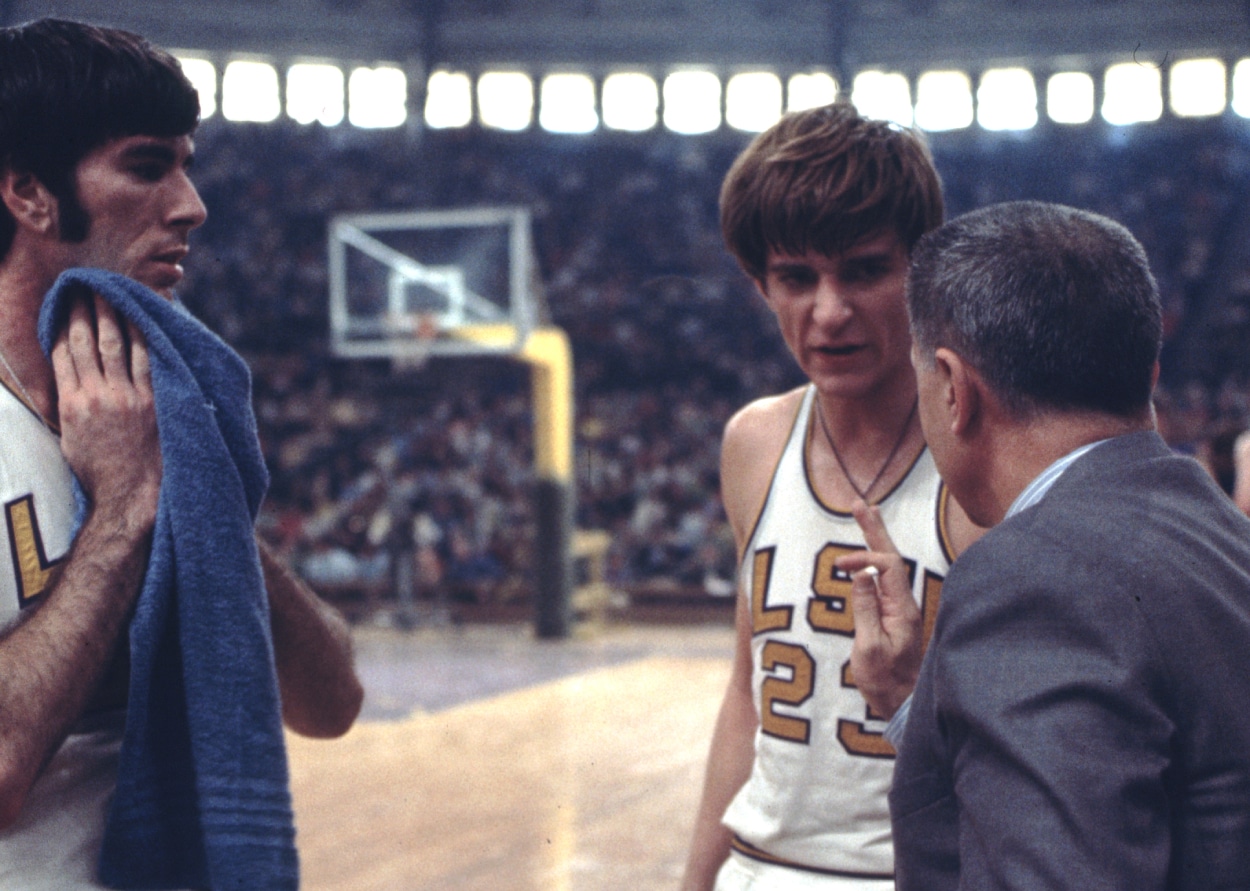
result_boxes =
[0,381,75,617]
[0,381,128,889]
[722,385,953,880]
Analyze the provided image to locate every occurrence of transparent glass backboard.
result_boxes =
[328,206,537,360]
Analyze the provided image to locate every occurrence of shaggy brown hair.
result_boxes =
[720,97,944,282]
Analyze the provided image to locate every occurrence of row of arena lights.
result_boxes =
[176,56,1250,133]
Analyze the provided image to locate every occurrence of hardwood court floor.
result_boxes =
[287,620,735,891]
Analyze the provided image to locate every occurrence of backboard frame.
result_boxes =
[328,206,537,361]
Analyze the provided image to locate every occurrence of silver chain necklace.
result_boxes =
[814,394,918,503]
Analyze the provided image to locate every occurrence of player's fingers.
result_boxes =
[94,293,129,381]
[60,293,99,381]
[50,326,79,391]
[851,499,901,556]
[1236,430,1250,462]
[838,547,916,624]
[127,320,151,389]
[836,549,898,584]
[849,566,884,638]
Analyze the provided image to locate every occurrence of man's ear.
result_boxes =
[936,347,982,438]
[0,168,57,236]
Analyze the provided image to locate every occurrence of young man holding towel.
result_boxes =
[0,18,362,888]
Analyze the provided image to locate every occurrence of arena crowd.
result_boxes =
[177,114,1250,617]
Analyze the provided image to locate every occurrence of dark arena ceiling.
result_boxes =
[4,0,1249,78]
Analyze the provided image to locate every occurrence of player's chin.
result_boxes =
[807,354,868,384]
[136,265,183,299]
[807,367,886,401]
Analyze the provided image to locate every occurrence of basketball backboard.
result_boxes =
[328,206,538,361]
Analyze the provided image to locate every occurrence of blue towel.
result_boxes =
[38,269,298,891]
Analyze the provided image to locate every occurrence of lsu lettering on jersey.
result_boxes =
[0,381,75,616]
[0,382,130,890]
[722,385,953,880]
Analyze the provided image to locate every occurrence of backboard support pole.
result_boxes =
[330,208,573,638]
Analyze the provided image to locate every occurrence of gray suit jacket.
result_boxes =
[890,431,1250,890]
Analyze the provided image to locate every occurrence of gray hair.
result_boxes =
[907,201,1161,419]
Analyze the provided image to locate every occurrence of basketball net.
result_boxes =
[389,311,440,371]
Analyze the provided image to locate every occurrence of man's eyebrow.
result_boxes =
[843,242,898,259]
[843,251,893,263]
[767,260,815,273]
[120,141,191,167]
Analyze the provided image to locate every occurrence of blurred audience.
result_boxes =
[178,115,1250,615]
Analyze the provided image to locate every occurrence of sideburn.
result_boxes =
[52,179,91,243]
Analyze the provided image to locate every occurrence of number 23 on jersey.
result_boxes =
[750,542,942,757]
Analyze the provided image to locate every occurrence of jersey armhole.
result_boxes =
[739,387,812,563]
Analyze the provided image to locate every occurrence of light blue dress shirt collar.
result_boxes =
[883,437,1113,749]
[1004,438,1111,519]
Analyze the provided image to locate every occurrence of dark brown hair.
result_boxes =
[0,18,200,258]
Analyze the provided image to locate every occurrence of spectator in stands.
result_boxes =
[172,82,1243,620]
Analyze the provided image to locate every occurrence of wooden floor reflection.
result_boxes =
[287,621,734,890]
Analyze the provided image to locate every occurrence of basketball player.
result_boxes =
[0,18,362,886]
[681,100,982,890]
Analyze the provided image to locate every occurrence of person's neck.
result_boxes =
[977,410,1153,525]
[815,375,920,450]
[811,378,924,504]
[0,260,59,419]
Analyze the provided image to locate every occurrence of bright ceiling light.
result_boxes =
[540,73,598,133]
[851,71,913,126]
[914,70,973,131]
[348,66,406,128]
[663,70,722,134]
[287,63,344,126]
[1102,62,1163,125]
[222,60,281,122]
[1170,58,1226,117]
[176,57,217,119]
[602,72,658,131]
[978,68,1038,131]
[425,71,472,129]
[478,71,533,131]
[1047,71,1094,124]
[726,72,783,132]
[787,72,838,112]
[1234,59,1250,118]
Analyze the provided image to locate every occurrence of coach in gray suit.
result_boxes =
[850,201,1250,889]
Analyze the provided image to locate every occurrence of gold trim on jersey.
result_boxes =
[936,481,957,566]
[5,495,62,605]
[739,388,809,557]
[730,835,895,880]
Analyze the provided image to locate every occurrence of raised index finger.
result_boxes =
[851,499,902,556]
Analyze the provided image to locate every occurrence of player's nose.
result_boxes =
[169,172,208,231]
[811,276,853,326]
